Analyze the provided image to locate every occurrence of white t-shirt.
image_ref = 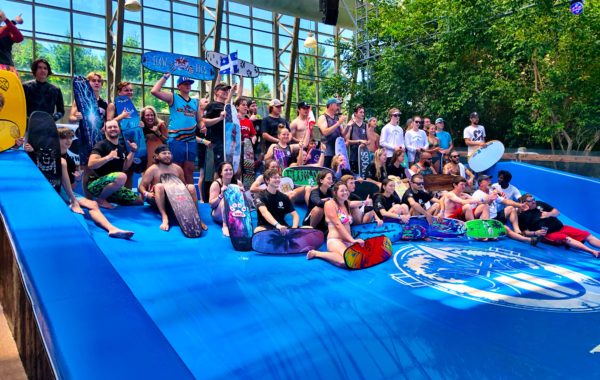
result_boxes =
[492,183,521,202]
[404,129,428,163]
[463,125,486,155]
[379,123,405,157]
[472,189,504,219]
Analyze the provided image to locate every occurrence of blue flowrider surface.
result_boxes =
[2,151,600,379]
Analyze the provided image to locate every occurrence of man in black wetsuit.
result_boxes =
[22,58,65,120]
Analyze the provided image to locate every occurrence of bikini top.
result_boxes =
[337,206,353,225]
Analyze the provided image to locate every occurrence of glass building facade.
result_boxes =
[3,0,352,115]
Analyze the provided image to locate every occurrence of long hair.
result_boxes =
[331,181,350,211]
[316,169,332,188]
[331,154,344,172]
[373,148,387,180]
[140,105,163,127]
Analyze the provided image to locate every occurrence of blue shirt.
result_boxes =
[436,130,452,149]
[168,94,198,142]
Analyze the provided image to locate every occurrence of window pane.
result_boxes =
[37,41,71,75]
[73,0,105,14]
[173,32,198,56]
[253,20,271,32]
[143,86,170,113]
[144,26,171,52]
[12,39,33,72]
[35,7,71,41]
[173,2,197,17]
[228,2,249,16]
[173,13,197,32]
[253,30,272,48]
[122,53,142,83]
[124,23,142,49]
[229,42,251,63]
[74,47,106,77]
[37,0,69,8]
[2,1,32,32]
[252,8,272,21]
[74,13,106,44]
[253,47,273,70]
[144,7,171,28]
[253,75,273,100]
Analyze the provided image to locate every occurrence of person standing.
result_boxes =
[261,99,289,150]
[0,11,23,73]
[435,117,453,172]
[366,117,380,153]
[404,116,428,166]
[344,104,369,174]
[22,58,65,120]
[463,112,486,156]
[289,101,311,144]
[379,108,404,165]
[318,98,347,168]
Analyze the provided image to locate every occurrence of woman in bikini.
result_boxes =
[209,162,243,236]
[307,181,364,267]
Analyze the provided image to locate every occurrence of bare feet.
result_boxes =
[160,218,169,231]
[108,230,134,239]
[200,220,208,231]
[70,202,84,215]
[306,250,318,260]
[97,199,115,209]
[222,224,230,237]
[592,251,600,259]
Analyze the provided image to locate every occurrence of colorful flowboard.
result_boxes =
[344,236,392,270]
[242,138,255,188]
[423,174,455,192]
[26,111,61,192]
[334,137,350,169]
[354,180,380,200]
[251,228,324,254]
[468,140,505,173]
[0,70,26,152]
[357,145,370,179]
[466,219,507,239]
[282,166,334,186]
[224,184,253,251]
[205,51,260,78]
[72,75,103,165]
[382,218,429,240]
[224,103,241,173]
[410,216,466,238]
[142,51,215,80]
[351,222,406,242]
[161,173,204,238]
[115,95,146,171]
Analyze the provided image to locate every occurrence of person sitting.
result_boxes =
[302,170,334,231]
[299,139,325,166]
[340,175,381,225]
[386,148,409,179]
[365,148,388,187]
[401,174,441,224]
[264,124,307,168]
[472,175,538,245]
[518,194,600,257]
[24,127,133,239]
[410,152,437,176]
[374,178,410,223]
[442,176,488,221]
[443,149,475,188]
[331,154,353,181]
[254,168,301,233]
[138,144,207,232]
[208,162,243,236]
[249,159,306,203]
[307,181,364,267]
[140,105,168,170]
[86,120,143,209]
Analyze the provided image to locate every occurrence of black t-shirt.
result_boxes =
[387,163,407,179]
[62,153,77,185]
[401,188,434,208]
[518,200,563,233]
[255,190,295,227]
[205,101,225,146]
[90,139,127,178]
[23,80,65,117]
[261,116,289,147]
[366,163,387,182]
[306,187,332,212]
[374,192,402,218]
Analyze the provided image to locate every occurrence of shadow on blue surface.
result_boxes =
[2,151,600,379]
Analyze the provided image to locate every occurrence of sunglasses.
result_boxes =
[392,113,401,117]
[525,199,536,203]
[412,181,424,186]
[415,120,423,124]
[450,155,459,158]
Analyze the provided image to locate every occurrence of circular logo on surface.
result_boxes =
[392,244,600,312]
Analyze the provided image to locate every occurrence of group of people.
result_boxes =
[3,8,599,262]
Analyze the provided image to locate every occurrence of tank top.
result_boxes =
[168,94,198,142]
[321,114,341,157]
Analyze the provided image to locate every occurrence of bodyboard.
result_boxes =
[205,51,260,78]
[26,111,61,192]
[160,173,204,238]
[224,103,241,173]
[334,137,350,169]
[282,166,334,187]
[354,180,380,201]
[382,217,429,240]
[351,222,405,242]
[0,70,26,152]
[344,236,392,270]
[358,145,370,179]
[252,228,324,254]
[115,95,146,171]
[224,184,253,251]
[72,76,103,165]
[468,140,505,173]
[142,51,215,80]
[410,216,466,238]
[466,219,507,239]
[242,138,255,188]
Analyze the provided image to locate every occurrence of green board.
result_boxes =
[466,219,507,239]
[281,166,334,186]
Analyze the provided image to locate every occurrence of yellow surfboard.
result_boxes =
[0,70,26,152]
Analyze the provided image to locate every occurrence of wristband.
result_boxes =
[163,74,169,80]
[275,222,281,228]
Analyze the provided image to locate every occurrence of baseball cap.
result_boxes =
[155,144,170,154]
[177,77,194,86]
[435,117,444,124]
[326,98,342,107]
[477,174,492,183]
[269,99,284,107]
[214,82,231,92]
[297,101,310,109]
[470,112,479,118]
